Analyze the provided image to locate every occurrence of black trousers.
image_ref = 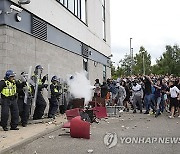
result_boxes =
[1,98,19,128]
[48,97,58,118]
[17,97,31,125]
[33,92,46,120]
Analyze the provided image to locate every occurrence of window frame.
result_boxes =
[56,0,87,25]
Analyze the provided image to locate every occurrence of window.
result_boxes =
[77,0,81,18]
[102,0,106,41]
[56,0,87,24]
[64,0,68,7]
[81,0,86,23]
[103,65,106,81]
[68,0,74,13]
[74,0,78,16]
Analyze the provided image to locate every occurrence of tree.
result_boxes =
[152,44,180,76]
[120,54,131,76]
[133,46,151,75]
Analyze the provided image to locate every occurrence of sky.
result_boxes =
[110,0,180,67]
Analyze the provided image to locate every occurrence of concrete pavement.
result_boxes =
[0,114,67,154]
[7,111,180,154]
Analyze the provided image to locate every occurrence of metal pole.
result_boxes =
[131,47,133,74]
[130,38,132,75]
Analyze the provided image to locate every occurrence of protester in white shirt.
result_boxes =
[168,80,180,118]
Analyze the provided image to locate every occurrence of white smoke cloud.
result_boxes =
[67,71,94,105]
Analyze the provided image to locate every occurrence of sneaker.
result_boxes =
[10,127,19,130]
[178,115,180,118]
[168,116,174,119]
[3,127,8,131]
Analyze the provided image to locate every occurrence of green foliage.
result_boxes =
[133,46,151,75]
[110,44,180,77]
[152,44,180,76]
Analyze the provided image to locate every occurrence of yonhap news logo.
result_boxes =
[104,132,118,148]
[104,133,180,148]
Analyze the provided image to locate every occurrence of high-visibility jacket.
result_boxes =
[50,83,60,97]
[1,80,16,97]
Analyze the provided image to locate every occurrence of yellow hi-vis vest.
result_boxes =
[1,80,16,97]
[51,83,58,93]
[32,74,43,86]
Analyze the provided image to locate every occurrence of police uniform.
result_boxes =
[0,79,19,131]
[16,80,32,127]
[48,82,61,118]
[31,74,47,120]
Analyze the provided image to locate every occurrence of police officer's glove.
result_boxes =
[42,75,48,82]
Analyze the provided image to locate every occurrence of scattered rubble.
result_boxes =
[48,135,55,139]
[87,149,93,153]
[0,135,7,139]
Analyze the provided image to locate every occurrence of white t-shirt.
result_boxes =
[170,86,180,98]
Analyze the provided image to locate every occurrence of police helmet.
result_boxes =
[5,70,16,79]
[51,75,58,82]
[35,65,43,70]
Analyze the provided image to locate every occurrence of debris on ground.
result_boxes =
[0,135,7,139]
[87,149,93,153]
[48,135,55,139]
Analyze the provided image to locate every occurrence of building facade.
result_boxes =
[0,0,111,84]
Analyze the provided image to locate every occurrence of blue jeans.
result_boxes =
[144,94,155,112]
[156,97,161,115]
[160,94,165,112]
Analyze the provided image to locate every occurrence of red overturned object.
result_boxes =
[70,116,90,139]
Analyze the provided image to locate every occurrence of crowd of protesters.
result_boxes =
[94,75,180,118]
[0,66,179,132]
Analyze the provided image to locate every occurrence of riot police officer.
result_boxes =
[48,76,61,118]
[0,70,19,131]
[31,65,47,120]
[16,72,32,127]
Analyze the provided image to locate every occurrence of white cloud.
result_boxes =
[110,0,180,65]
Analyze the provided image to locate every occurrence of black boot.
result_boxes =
[10,127,19,130]
[3,127,9,131]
